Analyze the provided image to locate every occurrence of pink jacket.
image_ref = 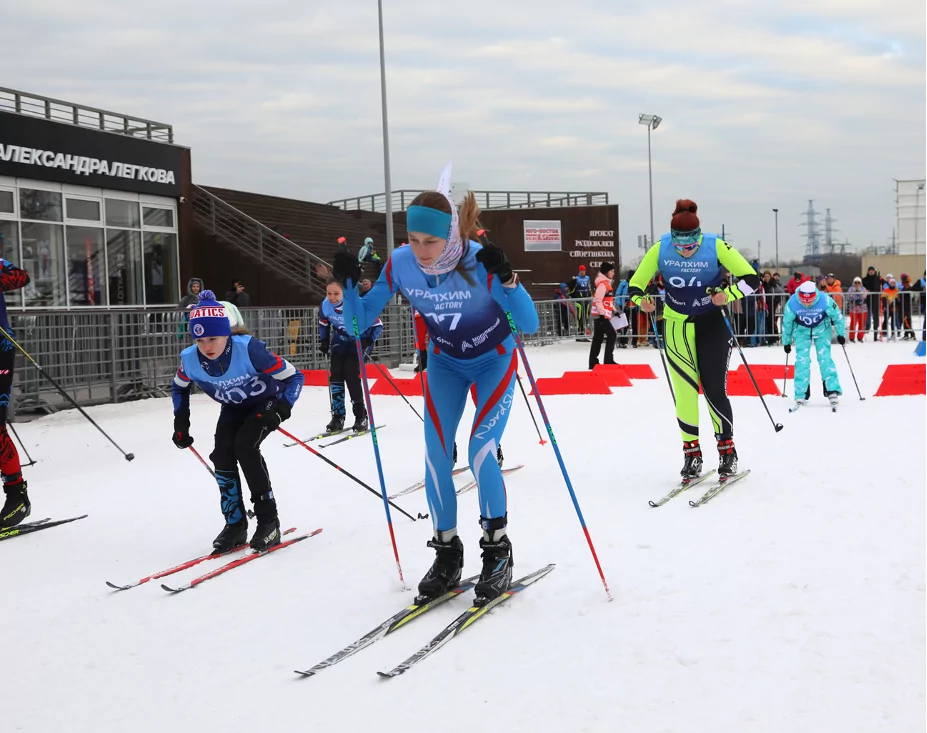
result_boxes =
[591,273,615,318]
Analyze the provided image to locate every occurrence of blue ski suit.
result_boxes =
[782,291,845,399]
[343,242,539,532]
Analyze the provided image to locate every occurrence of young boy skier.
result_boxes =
[171,291,304,551]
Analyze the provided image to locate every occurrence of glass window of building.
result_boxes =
[0,220,22,307]
[20,189,62,223]
[66,226,106,306]
[20,221,66,307]
[143,231,177,305]
[106,229,143,306]
[105,198,140,229]
[0,189,14,215]
[66,197,102,223]
[142,206,174,229]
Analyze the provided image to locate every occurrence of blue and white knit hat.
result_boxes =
[189,290,232,338]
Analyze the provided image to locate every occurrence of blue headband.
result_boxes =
[406,205,452,240]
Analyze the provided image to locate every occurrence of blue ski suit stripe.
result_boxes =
[342,242,537,532]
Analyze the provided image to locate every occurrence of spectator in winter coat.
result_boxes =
[899,274,916,340]
[881,276,901,339]
[787,271,809,296]
[861,266,882,334]
[570,265,592,335]
[824,273,843,309]
[553,283,574,337]
[179,277,204,309]
[588,262,617,368]
[845,277,868,342]
[614,273,630,348]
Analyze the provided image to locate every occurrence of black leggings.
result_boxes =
[588,316,617,367]
[330,349,365,418]
[210,406,273,512]
[663,310,734,441]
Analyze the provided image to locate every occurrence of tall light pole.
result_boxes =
[772,208,779,272]
[916,183,925,256]
[638,114,662,247]
[377,0,395,259]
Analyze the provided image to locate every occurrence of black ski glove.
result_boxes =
[783,344,791,354]
[836,335,846,345]
[474,230,514,285]
[252,399,292,430]
[332,238,362,286]
[320,338,330,357]
[172,417,194,449]
[361,337,374,359]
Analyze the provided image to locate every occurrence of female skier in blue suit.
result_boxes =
[334,165,539,606]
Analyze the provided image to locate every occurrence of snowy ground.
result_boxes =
[3,339,924,733]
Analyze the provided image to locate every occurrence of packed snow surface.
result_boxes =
[3,340,924,732]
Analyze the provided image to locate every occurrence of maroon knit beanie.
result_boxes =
[671,199,700,232]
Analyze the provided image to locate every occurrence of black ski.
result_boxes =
[294,575,480,678]
[689,470,751,507]
[0,515,88,542]
[649,470,717,507]
[377,564,555,679]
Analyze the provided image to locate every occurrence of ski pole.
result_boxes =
[478,231,612,601]
[840,344,866,401]
[648,309,676,404]
[350,313,408,590]
[188,445,216,478]
[0,325,135,461]
[707,289,784,433]
[9,423,37,468]
[781,351,790,399]
[278,427,416,523]
[364,355,423,422]
[516,372,546,445]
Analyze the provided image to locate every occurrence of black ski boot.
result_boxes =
[249,495,281,552]
[326,413,345,434]
[496,444,504,468]
[474,516,513,606]
[680,440,703,481]
[352,406,368,433]
[1,476,31,529]
[213,519,248,553]
[717,439,738,479]
[416,530,464,603]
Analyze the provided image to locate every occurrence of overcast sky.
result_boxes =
[2,0,924,266]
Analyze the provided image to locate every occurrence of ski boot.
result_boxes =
[325,413,345,434]
[474,515,513,606]
[496,444,504,468]
[1,475,31,529]
[680,440,703,481]
[249,495,281,552]
[717,439,738,479]
[213,519,248,553]
[416,529,464,603]
[827,392,840,410]
[351,406,368,433]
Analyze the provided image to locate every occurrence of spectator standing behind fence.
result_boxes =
[630,198,759,481]
[861,266,882,337]
[588,262,617,368]
[881,276,901,341]
[787,270,808,296]
[0,257,32,529]
[569,265,592,336]
[845,277,868,342]
[553,283,574,337]
[224,280,251,308]
[900,274,916,340]
[782,281,845,410]
[824,273,843,309]
[170,291,304,553]
[179,277,204,308]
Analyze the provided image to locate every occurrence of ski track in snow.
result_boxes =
[2,340,924,733]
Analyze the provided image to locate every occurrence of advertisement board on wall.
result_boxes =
[524,220,562,251]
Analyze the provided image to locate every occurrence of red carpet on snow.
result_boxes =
[592,364,650,384]
[874,364,926,397]
[530,373,612,395]
[725,370,781,396]
[736,363,794,380]
[369,374,425,396]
